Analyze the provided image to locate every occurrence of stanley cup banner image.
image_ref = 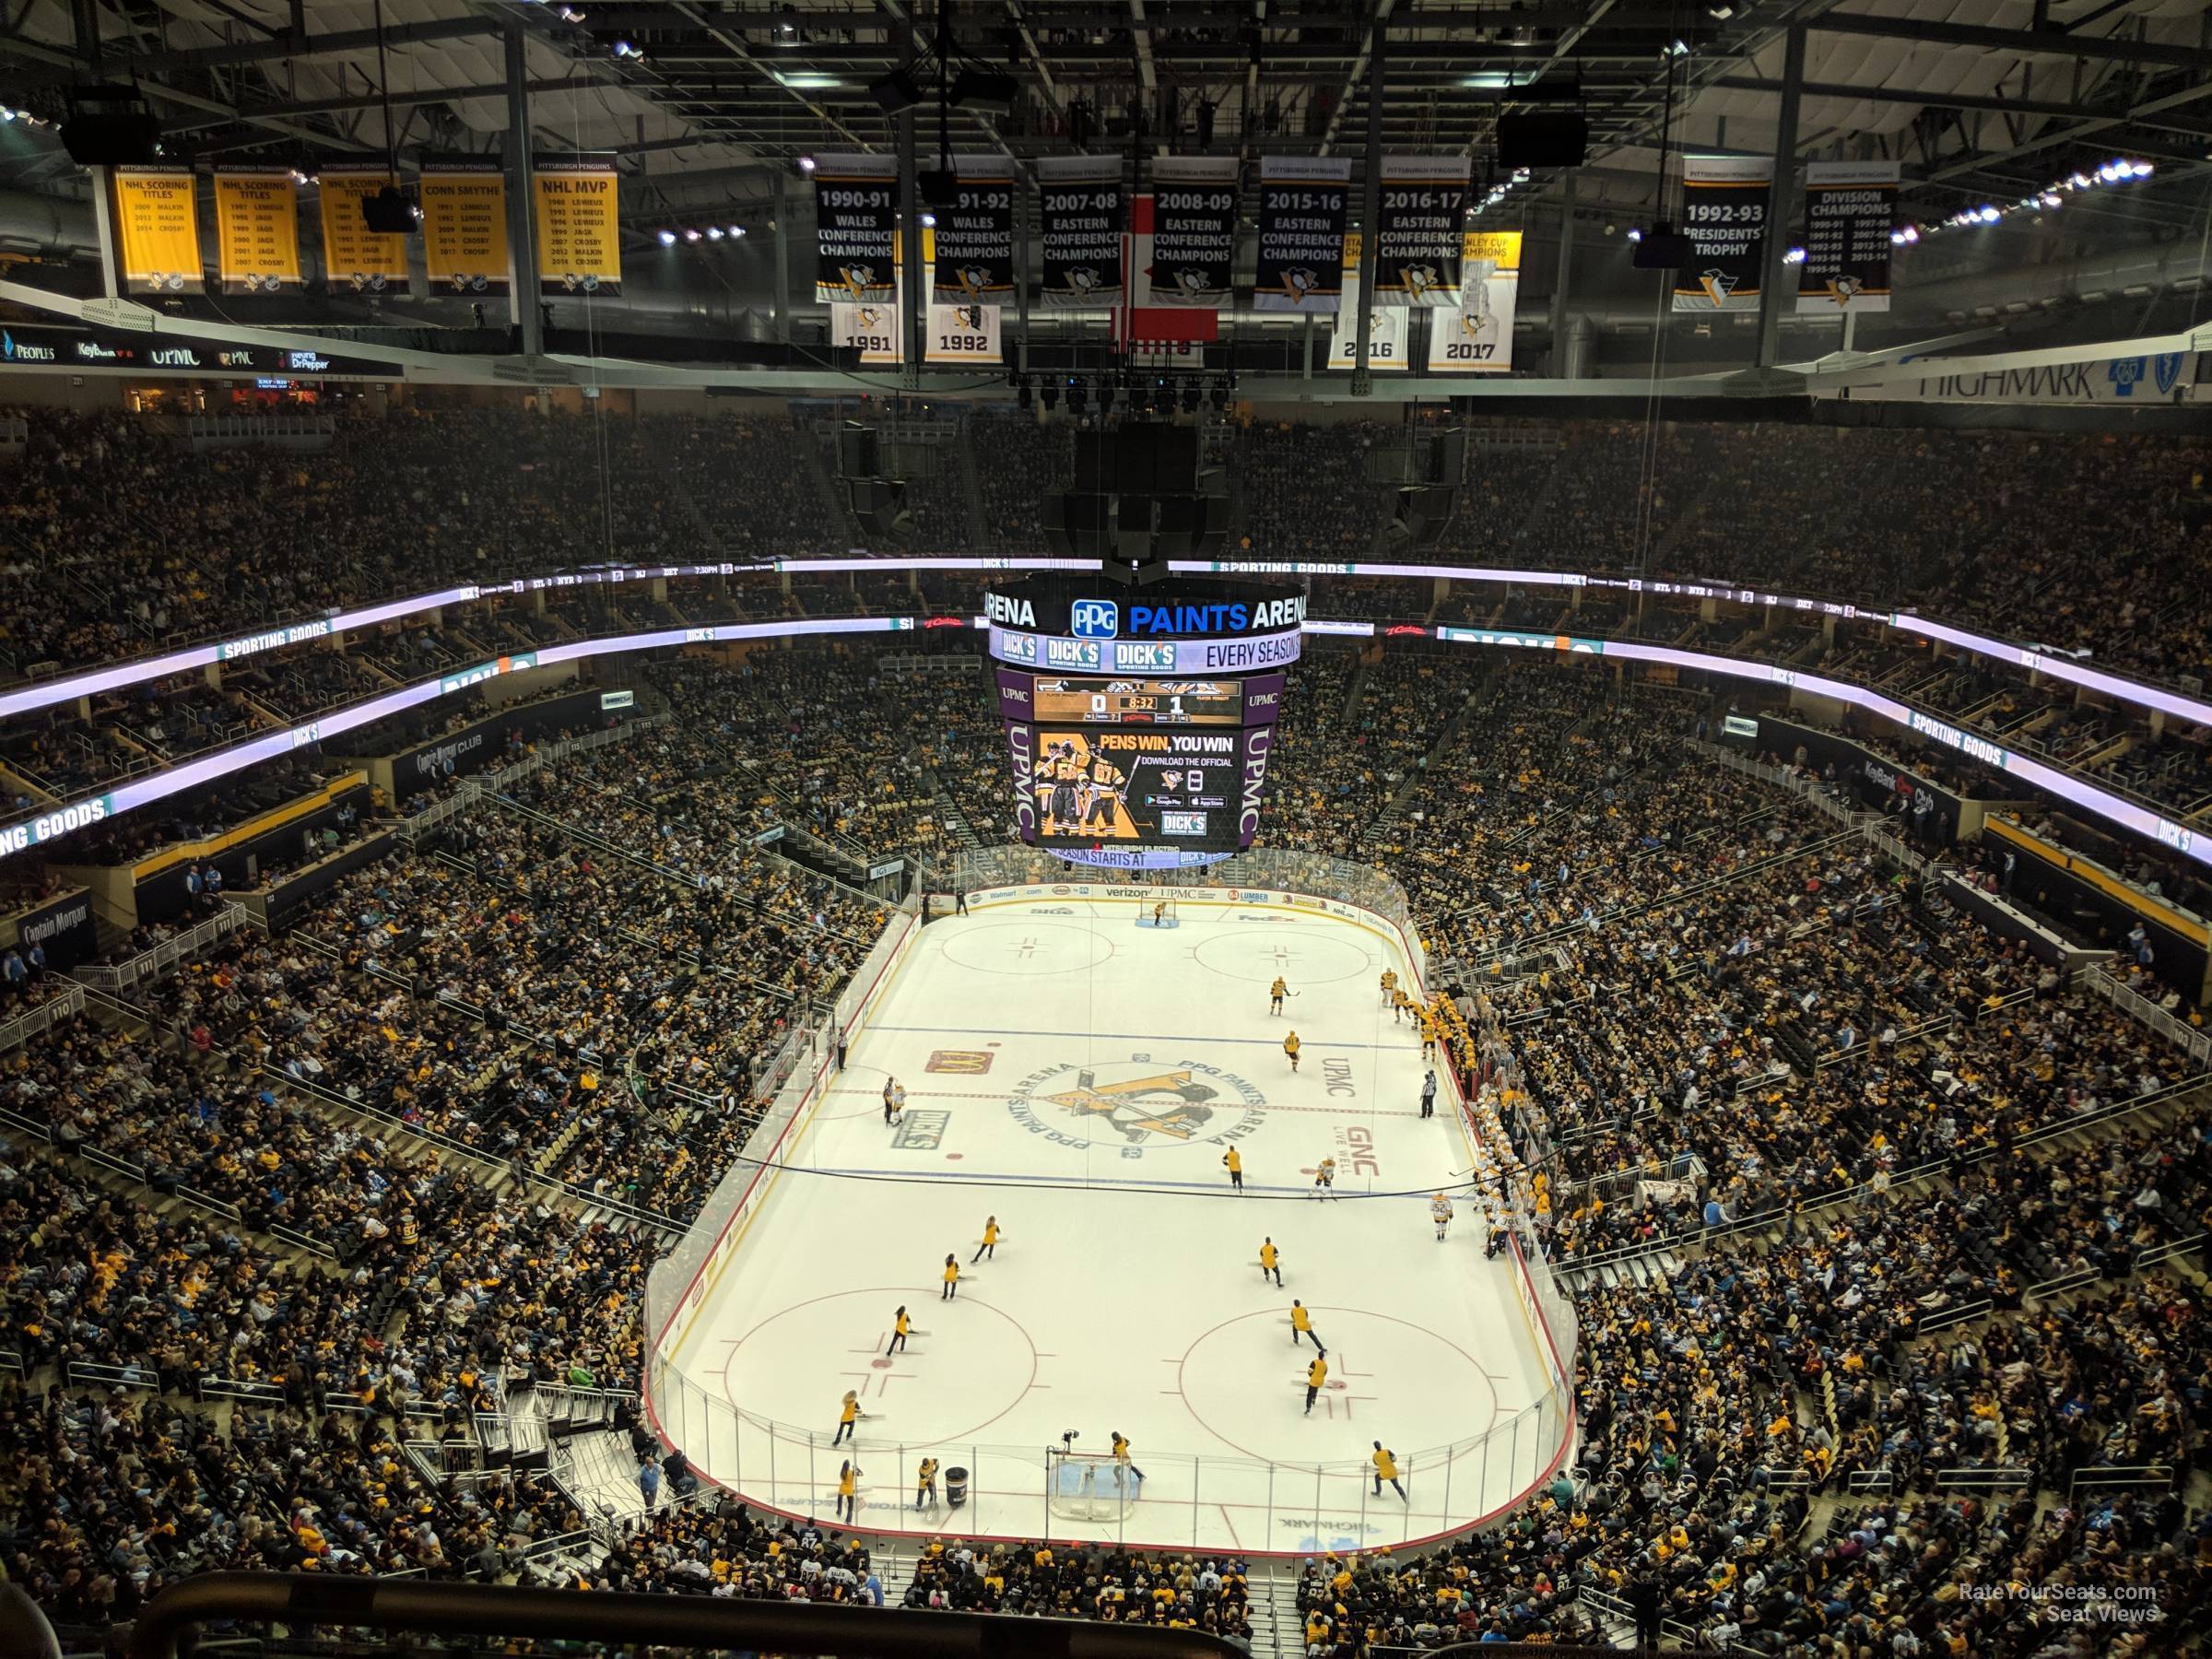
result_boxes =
[1798,160,1897,313]
[1253,157,1350,312]
[112,165,205,296]
[213,168,301,296]
[419,157,511,297]
[1145,156,1239,307]
[1036,155,1122,308]
[317,163,409,295]
[1371,157,1472,306]
[1427,229,1522,373]
[1676,154,1771,312]
[931,157,1016,304]
[1326,261,1408,370]
[814,154,899,303]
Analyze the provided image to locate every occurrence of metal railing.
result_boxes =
[2082,963,2212,1066]
[72,905,250,997]
[0,983,84,1054]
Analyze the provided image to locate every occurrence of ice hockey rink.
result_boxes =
[648,889,1572,1555]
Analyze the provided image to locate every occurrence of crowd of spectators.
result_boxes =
[5,516,2212,1653]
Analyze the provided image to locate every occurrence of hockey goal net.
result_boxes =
[1136,898,1178,928]
[1047,1449,1139,1521]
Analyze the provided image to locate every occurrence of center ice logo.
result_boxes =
[1007,1055,1265,1159]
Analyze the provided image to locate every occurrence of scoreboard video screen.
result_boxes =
[986,577,1296,870]
[1030,677,1243,726]
[1031,727,1245,853]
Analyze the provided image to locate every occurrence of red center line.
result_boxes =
[827,1087,1426,1118]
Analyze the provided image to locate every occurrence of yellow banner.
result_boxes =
[318,166,408,295]
[1465,229,1524,271]
[420,159,511,297]
[112,166,204,296]
[534,157,621,297]
[213,169,301,296]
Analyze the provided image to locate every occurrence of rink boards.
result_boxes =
[643,884,1576,1555]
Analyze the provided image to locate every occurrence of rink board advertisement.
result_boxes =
[1253,157,1350,312]
[1675,154,1771,312]
[1797,160,1895,313]
[112,165,205,296]
[1427,230,1521,373]
[213,169,303,296]
[813,154,899,303]
[420,157,511,297]
[1036,155,1122,308]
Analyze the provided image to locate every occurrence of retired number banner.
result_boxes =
[1371,157,1470,306]
[815,154,898,303]
[318,163,408,295]
[534,156,620,297]
[1146,156,1238,308]
[932,158,1015,304]
[1036,156,1121,308]
[1253,157,1349,312]
[213,168,301,296]
[420,157,510,297]
[1428,230,1522,373]
[112,165,204,296]
[1798,161,1897,313]
[1676,154,1770,312]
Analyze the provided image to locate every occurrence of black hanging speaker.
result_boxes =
[1387,484,1457,548]
[60,84,160,166]
[1496,112,1587,171]
[846,478,912,542]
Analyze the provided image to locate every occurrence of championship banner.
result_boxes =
[1675,154,1770,312]
[831,299,902,365]
[1036,155,1122,308]
[212,168,300,296]
[1145,156,1238,307]
[1427,229,1521,373]
[420,157,510,297]
[1797,160,1896,313]
[1371,157,1470,306]
[814,153,898,303]
[925,300,1002,364]
[112,165,204,296]
[318,164,408,295]
[533,155,620,297]
[931,156,1015,304]
[1253,157,1350,312]
[1326,272,1408,370]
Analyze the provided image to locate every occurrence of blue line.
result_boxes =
[869,1022,1416,1053]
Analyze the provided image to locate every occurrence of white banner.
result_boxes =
[924,300,1003,365]
[1326,274,1409,371]
[831,299,902,365]
[1427,230,1521,374]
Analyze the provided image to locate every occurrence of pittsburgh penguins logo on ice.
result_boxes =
[1007,1055,1265,1159]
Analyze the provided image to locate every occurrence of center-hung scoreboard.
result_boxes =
[983,577,1301,869]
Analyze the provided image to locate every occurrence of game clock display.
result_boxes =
[1030,677,1242,726]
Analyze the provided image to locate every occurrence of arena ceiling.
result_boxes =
[4,0,2211,239]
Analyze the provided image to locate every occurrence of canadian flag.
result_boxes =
[1114,193,1221,351]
